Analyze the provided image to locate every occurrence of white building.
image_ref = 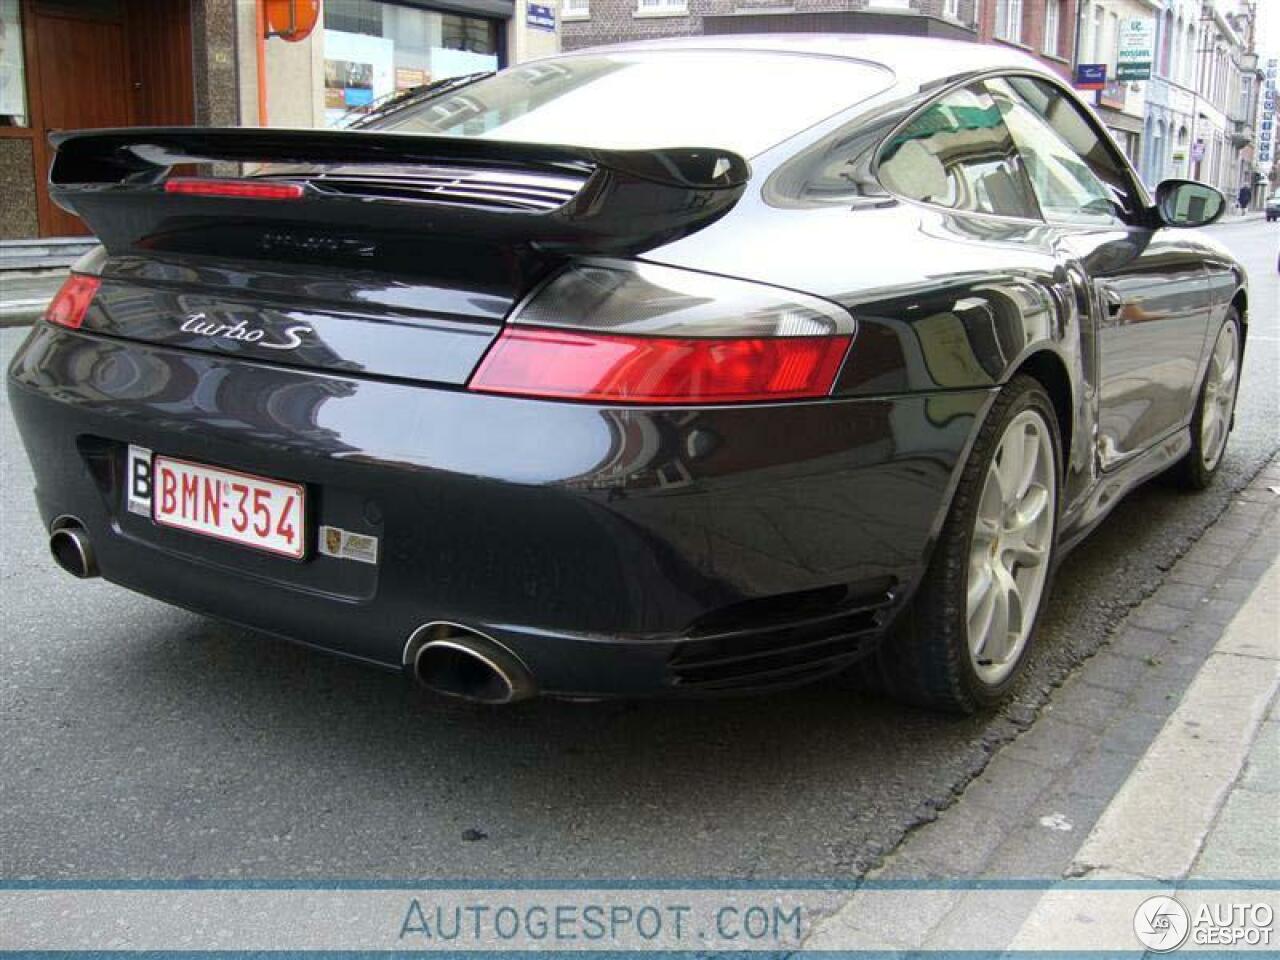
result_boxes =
[1077,0,1156,166]
[1140,0,1259,199]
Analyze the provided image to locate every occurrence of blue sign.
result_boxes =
[527,3,555,30]
[1074,63,1107,90]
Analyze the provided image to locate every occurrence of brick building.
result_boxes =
[563,0,1080,84]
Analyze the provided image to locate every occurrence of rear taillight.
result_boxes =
[471,328,851,404]
[45,275,101,330]
[164,177,304,200]
[468,260,854,405]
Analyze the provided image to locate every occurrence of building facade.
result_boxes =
[1139,0,1202,185]
[237,0,558,130]
[0,0,559,239]
[1076,0,1156,166]
[562,1,980,53]
[972,0,1078,81]
[0,0,237,239]
[1140,0,1260,199]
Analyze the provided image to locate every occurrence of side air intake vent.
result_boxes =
[668,581,897,691]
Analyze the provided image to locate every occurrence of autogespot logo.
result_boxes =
[1134,895,1191,952]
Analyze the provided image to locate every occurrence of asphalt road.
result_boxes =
[2,219,1277,882]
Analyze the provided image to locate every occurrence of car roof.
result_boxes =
[565,33,1056,85]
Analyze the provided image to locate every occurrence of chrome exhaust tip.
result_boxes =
[49,521,99,579]
[404,622,535,704]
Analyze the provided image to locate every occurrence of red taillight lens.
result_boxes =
[164,177,304,200]
[45,275,101,330]
[470,327,851,404]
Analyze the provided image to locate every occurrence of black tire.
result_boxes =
[1173,311,1242,491]
[860,375,1062,714]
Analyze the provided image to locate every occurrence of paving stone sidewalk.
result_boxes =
[815,457,1280,948]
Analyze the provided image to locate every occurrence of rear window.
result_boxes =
[368,52,893,158]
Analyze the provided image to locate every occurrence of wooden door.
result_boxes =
[31,2,132,235]
[23,0,194,237]
[125,0,193,127]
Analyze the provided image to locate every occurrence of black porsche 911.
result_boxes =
[9,35,1246,713]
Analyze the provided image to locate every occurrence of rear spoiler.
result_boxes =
[48,127,751,258]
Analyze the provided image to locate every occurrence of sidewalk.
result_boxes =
[1214,210,1268,225]
[808,457,1280,950]
[1067,557,1278,884]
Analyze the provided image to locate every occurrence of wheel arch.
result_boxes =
[916,344,1075,584]
[1008,347,1074,478]
[1230,286,1249,341]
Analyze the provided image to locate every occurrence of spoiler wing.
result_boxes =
[48,127,751,259]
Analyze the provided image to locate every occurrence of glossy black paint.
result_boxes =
[79,251,505,384]
[9,323,989,694]
[8,35,1248,697]
[49,127,750,265]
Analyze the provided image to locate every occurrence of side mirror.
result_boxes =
[1154,179,1225,228]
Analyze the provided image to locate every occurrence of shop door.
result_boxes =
[27,0,193,237]
[32,2,132,235]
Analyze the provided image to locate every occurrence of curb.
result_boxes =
[1007,554,1280,945]
[1,267,64,326]
[0,308,44,328]
[1067,556,1278,881]
[805,458,1280,949]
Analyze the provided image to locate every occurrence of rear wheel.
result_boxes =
[864,375,1061,713]
[1174,312,1241,491]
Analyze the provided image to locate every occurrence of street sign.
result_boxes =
[1191,140,1205,163]
[1075,63,1107,91]
[526,3,556,30]
[1117,17,1154,81]
[1260,57,1276,165]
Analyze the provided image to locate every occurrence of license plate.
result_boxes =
[135,450,305,559]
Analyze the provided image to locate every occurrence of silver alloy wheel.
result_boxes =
[966,409,1056,686]
[1199,320,1240,472]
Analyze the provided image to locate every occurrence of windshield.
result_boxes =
[367,52,893,158]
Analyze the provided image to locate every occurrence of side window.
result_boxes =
[997,74,1143,220]
[984,77,1120,226]
[877,83,1040,220]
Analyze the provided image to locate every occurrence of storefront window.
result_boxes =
[442,13,497,55]
[0,0,28,127]
[323,0,501,127]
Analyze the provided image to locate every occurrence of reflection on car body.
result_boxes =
[8,35,1247,713]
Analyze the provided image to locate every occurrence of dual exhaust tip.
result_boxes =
[406,622,535,705]
[49,518,99,580]
[48,523,529,704]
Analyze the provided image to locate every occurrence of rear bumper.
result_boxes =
[8,325,993,696]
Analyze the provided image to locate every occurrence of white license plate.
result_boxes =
[146,454,306,559]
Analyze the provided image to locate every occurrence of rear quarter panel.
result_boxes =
[644,190,1090,500]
